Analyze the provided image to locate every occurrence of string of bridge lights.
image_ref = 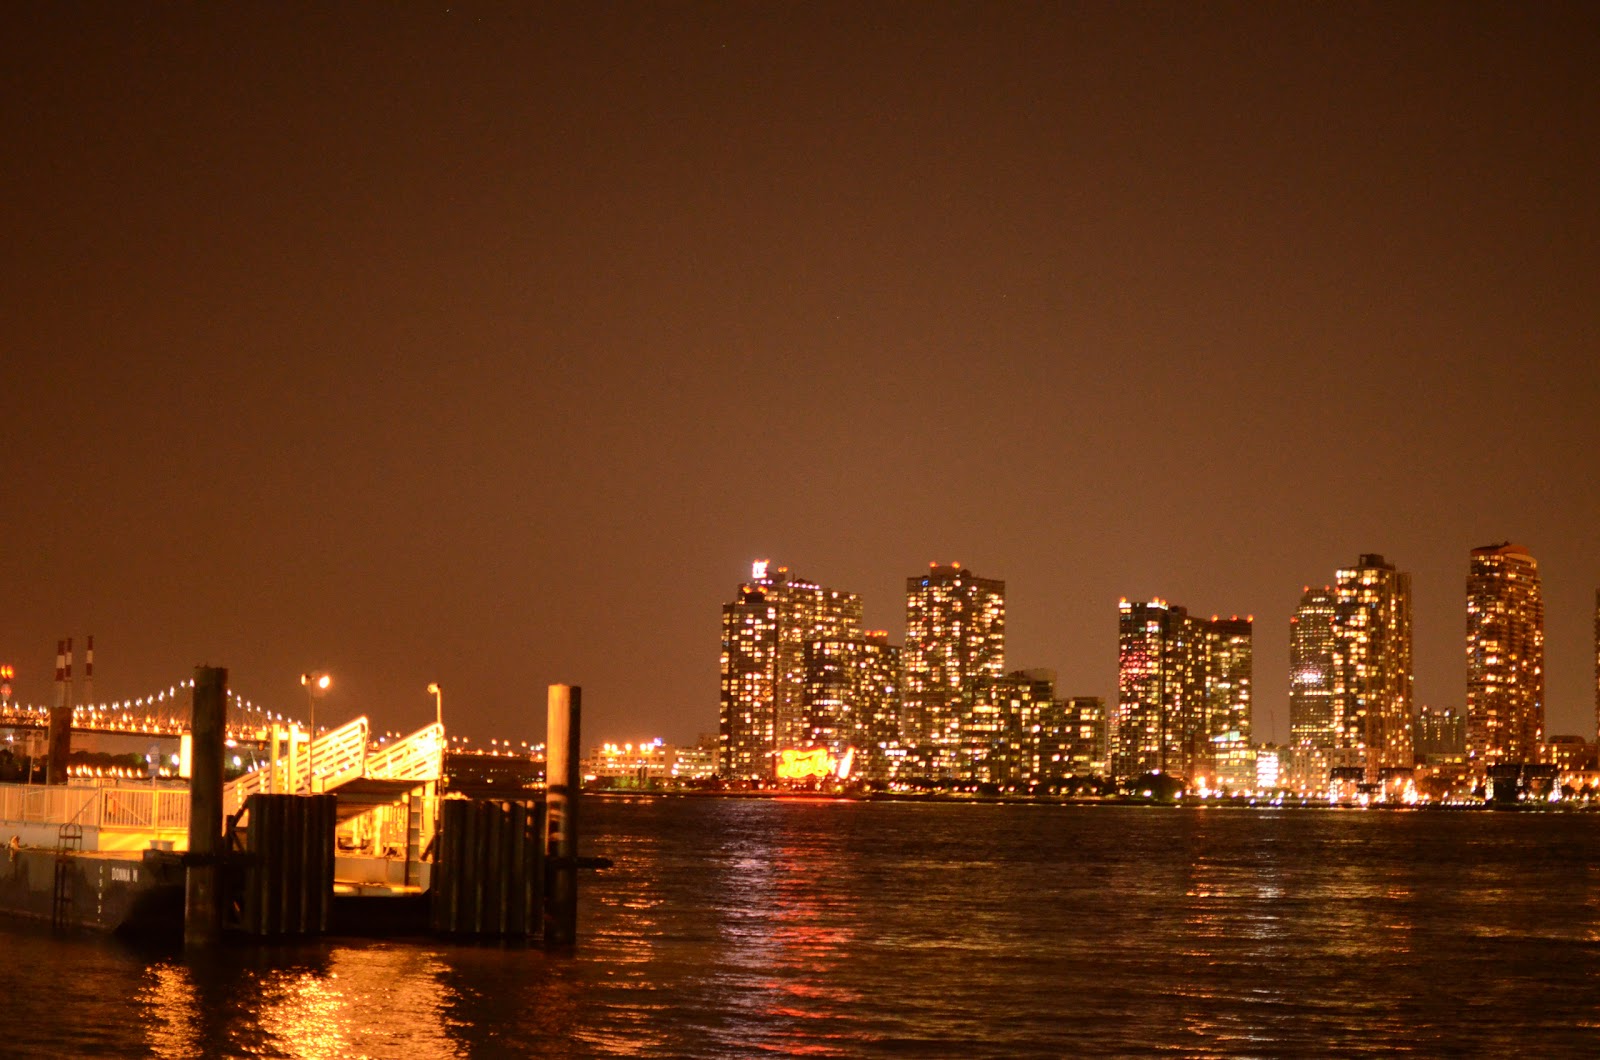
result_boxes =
[0,679,548,754]
[0,678,306,734]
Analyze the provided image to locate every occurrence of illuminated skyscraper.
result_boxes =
[1208,616,1254,790]
[1115,600,1250,784]
[901,563,1005,778]
[1117,600,1201,781]
[803,630,902,782]
[1465,543,1545,771]
[719,561,863,780]
[1331,554,1414,783]
[1288,586,1337,790]
[1594,589,1599,744]
[1289,587,1337,747]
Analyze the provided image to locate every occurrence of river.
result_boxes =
[3,798,1599,1057]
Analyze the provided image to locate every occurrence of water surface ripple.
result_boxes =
[4,800,1599,1057]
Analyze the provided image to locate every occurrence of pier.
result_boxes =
[0,667,590,947]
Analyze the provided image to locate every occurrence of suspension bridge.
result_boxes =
[0,677,294,740]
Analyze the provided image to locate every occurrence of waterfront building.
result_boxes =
[719,561,863,780]
[1289,587,1337,745]
[1255,744,1287,791]
[901,563,1005,778]
[1544,734,1595,773]
[1208,616,1254,789]
[1063,695,1109,778]
[1115,600,1252,784]
[803,630,902,782]
[676,733,720,780]
[1287,586,1337,792]
[1465,543,1545,774]
[964,668,1055,786]
[1116,600,1200,781]
[585,738,716,787]
[1414,705,1466,762]
[1331,554,1414,783]
[1210,730,1256,792]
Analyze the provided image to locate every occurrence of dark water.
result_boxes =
[5,800,1600,1057]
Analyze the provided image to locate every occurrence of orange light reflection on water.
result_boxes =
[136,946,467,1059]
[137,963,201,1059]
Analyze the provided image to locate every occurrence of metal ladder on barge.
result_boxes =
[52,822,83,929]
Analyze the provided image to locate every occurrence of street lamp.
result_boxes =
[427,682,443,730]
[300,671,331,787]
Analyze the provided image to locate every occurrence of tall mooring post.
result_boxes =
[543,683,582,946]
[185,665,228,948]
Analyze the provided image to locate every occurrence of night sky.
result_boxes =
[4,4,1597,748]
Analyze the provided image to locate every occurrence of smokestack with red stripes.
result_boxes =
[47,639,73,785]
[83,634,94,711]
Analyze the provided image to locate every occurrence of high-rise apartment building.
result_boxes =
[902,563,1005,778]
[802,630,902,781]
[964,668,1055,786]
[1208,616,1254,788]
[1287,586,1337,791]
[1115,600,1252,784]
[1289,587,1337,747]
[719,561,863,780]
[1331,554,1414,783]
[1465,543,1545,771]
[1117,600,1196,781]
[1063,695,1109,779]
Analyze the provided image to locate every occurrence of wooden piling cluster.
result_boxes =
[239,793,336,936]
[430,798,545,937]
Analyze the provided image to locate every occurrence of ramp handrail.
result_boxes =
[309,716,370,793]
[224,716,371,815]
[364,722,444,783]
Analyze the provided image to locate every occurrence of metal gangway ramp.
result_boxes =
[224,718,443,821]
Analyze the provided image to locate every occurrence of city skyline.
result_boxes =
[4,6,1597,747]
[719,546,1589,788]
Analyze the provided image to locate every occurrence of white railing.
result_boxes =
[0,780,190,834]
[0,784,96,825]
[365,722,444,783]
[100,787,190,831]
[311,716,370,792]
